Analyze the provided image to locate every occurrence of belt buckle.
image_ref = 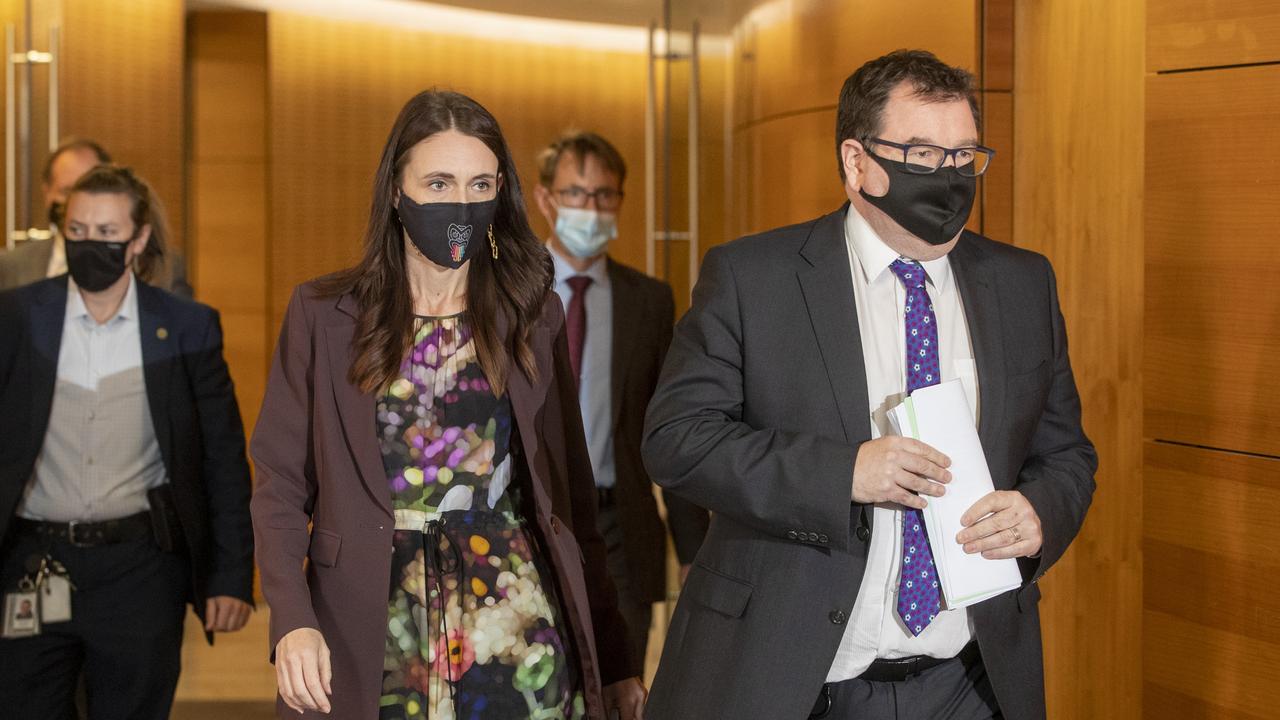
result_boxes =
[67,521,94,547]
[901,656,918,678]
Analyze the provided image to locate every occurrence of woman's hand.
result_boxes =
[603,676,647,720]
[275,627,333,714]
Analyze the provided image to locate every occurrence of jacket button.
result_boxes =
[808,532,819,542]
[829,610,846,625]
[856,526,871,542]
[787,530,798,541]
[818,533,829,544]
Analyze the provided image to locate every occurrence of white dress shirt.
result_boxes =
[18,274,167,522]
[826,206,981,682]
[549,245,616,489]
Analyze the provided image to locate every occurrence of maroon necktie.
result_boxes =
[566,276,593,386]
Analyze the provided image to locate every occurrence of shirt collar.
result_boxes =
[67,272,138,326]
[548,242,609,287]
[843,205,953,293]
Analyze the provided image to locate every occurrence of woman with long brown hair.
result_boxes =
[250,91,646,719]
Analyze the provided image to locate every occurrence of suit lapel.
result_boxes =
[500,308,552,506]
[326,294,393,517]
[28,278,67,453]
[136,281,176,469]
[949,234,1006,465]
[607,260,632,432]
[796,205,872,446]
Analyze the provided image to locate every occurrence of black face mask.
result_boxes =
[65,238,131,292]
[396,196,498,269]
[859,152,977,246]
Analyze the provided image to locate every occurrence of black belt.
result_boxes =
[810,642,982,718]
[596,486,616,508]
[858,641,980,682]
[14,511,153,547]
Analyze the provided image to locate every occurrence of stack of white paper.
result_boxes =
[887,380,1022,609]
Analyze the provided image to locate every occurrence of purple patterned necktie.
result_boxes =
[889,258,942,637]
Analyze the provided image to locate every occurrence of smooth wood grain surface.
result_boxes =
[1148,0,1280,72]
[731,0,978,127]
[186,10,270,482]
[60,0,185,246]
[1145,65,1280,458]
[265,11,725,330]
[979,91,1013,242]
[983,0,1015,91]
[1144,441,1280,719]
[1146,609,1280,719]
[1014,1,1145,718]
[1143,4,1280,720]
[731,108,845,236]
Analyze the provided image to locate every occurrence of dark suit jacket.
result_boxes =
[641,206,1097,720]
[0,275,255,639]
[0,238,194,297]
[605,259,708,603]
[250,282,634,720]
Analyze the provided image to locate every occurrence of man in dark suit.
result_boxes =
[535,131,709,667]
[0,137,192,296]
[0,165,253,719]
[642,50,1096,720]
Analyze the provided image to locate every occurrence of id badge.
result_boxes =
[40,574,72,624]
[3,590,40,638]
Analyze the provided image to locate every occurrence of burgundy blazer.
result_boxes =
[250,280,633,719]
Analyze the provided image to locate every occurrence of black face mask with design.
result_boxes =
[859,151,977,246]
[65,238,131,292]
[396,196,498,270]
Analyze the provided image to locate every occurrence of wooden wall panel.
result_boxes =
[1145,430,1280,717]
[982,0,1015,91]
[266,12,707,330]
[979,91,1013,242]
[732,0,978,126]
[60,0,185,247]
[1144,418,1280,719]
[732,109,844,236]
[1145,2,1280,719]
[979,0,1014,243]
[1013,1,1145,718]
[186,10,269,465]
[1149,0,1280,72]
[1145,66,1280,458]
[1146,610,1280,720]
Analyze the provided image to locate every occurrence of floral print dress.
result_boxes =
[377,314,586,720]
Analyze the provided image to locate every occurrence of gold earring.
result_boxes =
[488,225,498,259]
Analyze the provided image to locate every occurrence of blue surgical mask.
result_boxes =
[554,206,617,259]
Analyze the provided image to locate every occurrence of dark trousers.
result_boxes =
[596,502,652,670]
[812,651,1003,720]
[0,529,188,720]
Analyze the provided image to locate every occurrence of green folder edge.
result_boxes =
[903,395,1007,606]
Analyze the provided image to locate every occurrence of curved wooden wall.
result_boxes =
[1013,2,1145,718]
[1144,2,1280,718]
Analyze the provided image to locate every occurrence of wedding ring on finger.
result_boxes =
[1010,526,1022,544]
